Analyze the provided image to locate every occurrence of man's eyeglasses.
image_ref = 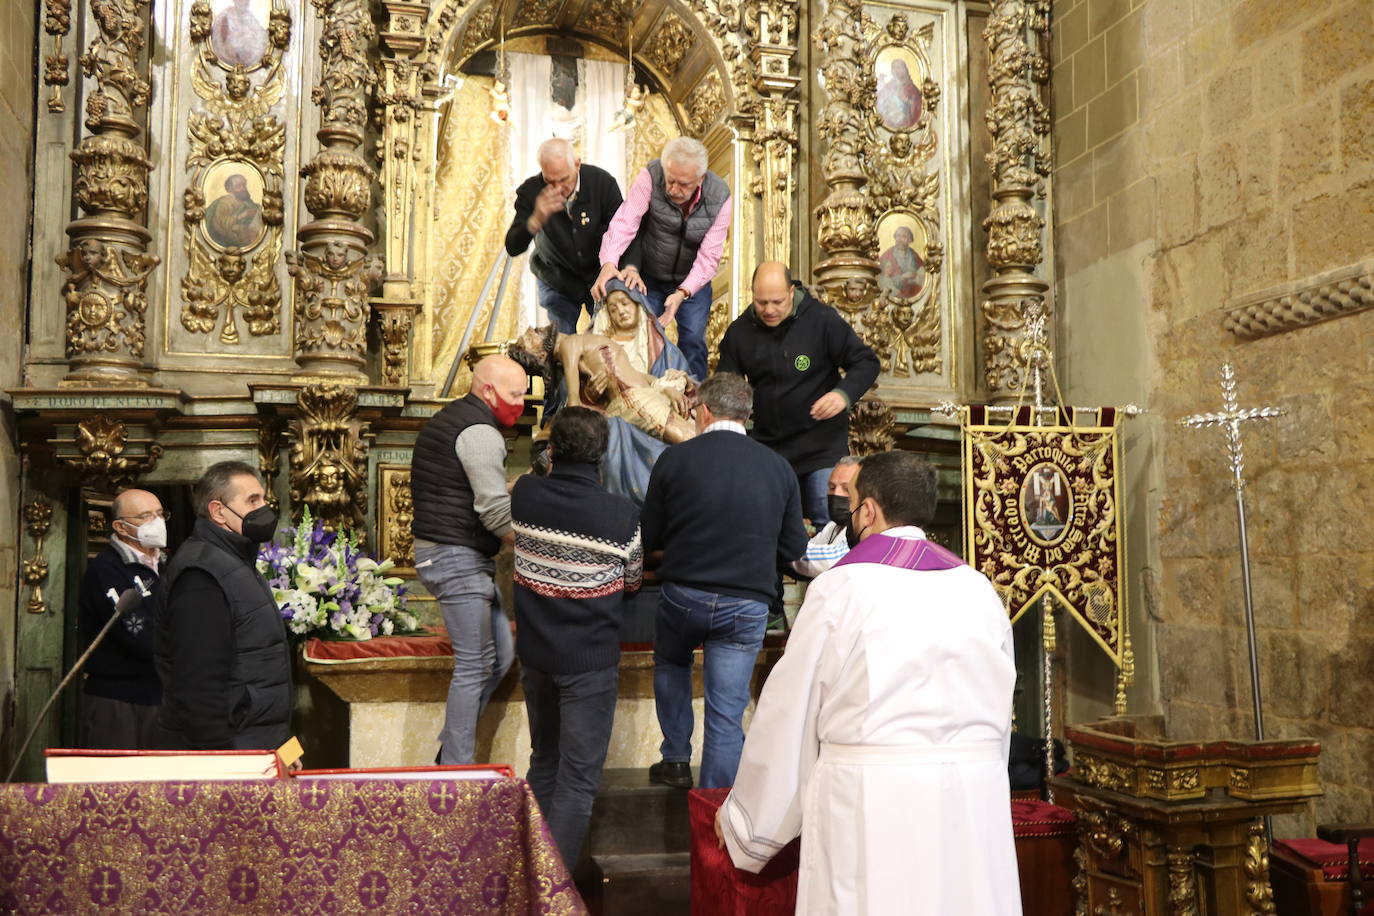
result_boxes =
[118,510,171,523]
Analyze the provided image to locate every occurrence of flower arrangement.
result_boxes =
[257,507,420,640]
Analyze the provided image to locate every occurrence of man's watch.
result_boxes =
[675,286,691,299]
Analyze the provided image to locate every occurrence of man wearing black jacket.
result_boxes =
[77,488,166,749]
[511,407,642,868]
[155,461,291,750]
[716,261,880,527]
[505,138,623,333]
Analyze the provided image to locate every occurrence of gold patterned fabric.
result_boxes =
[432,77,525,394]
[626,92,677,180]
[0,778,586,914]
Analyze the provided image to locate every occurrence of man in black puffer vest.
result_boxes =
[411,354,528,765]
[155,460,291,750]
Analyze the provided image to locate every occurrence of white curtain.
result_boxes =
[580,58,628,192]
[508,53,554,329]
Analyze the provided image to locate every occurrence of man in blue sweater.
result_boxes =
[511,406,642,868]
[641,373,809,789]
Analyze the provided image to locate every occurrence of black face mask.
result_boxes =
[844,499,868,548]
[225,504,279,544]
[827,495,851,529]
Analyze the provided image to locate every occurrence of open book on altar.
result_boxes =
[45,748,285,783]
[291,764,514,780]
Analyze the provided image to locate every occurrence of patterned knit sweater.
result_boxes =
[511,462,642,673]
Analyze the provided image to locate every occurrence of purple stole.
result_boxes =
[833,532,964,572]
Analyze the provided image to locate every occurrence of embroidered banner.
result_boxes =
[962,407,1128,666]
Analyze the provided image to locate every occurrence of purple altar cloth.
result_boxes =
[0,777,586,914]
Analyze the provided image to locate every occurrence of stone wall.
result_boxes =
[1053,0,1374,831]
[0,5,34,763]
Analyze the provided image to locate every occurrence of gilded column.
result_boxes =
[812,0,877,304]
[981,0,1052,401]
[59,0,159,388]
[290,0,382,383]
[744,1,800,267]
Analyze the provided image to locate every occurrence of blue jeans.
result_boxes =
[415,543,515,764]
[653,582,768,788]
[537,278,592,334]
[643,277,712,381]
[799,467,831,527]
[522,663,619,868]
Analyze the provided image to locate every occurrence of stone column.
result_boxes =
[980,0,1052,401]
[58,0,159,388]
[290,0,381,383]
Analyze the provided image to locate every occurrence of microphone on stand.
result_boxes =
[4,576,153,783]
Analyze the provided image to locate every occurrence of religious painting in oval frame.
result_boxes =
[200,159,267,253]
[209,0,272,71]
[874,46,924,133]
[1020,461,1072,547]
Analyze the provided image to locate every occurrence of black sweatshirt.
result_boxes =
[640,429,809,604]
[717,284,881,476]
[504,164,623,301]
[78,543,162,706]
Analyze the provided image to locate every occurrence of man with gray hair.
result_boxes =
[791,455,862,579]
[640,372,808,790]
[593,136,732,380]
[155,460,291,750]
[505,137,623,333]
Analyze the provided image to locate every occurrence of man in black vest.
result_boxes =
[593,136,732,382]
[640,373,809,789]
[411,354,527,764]
[155,461,291,750]
[505,138,623,334]
[77,488,166,749]
[717,261,880,528]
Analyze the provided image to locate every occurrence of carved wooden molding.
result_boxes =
[1222,259,1374,340]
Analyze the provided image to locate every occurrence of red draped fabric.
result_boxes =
[0,778,585,915]
[689,788,799,915]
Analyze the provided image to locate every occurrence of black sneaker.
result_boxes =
[648,760,693,789]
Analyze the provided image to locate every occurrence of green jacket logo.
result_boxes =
[794,354,811,371]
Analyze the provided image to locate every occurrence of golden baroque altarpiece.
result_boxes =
[8,0,1056,777]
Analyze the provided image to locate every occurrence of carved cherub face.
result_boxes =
[324,240,349,270]
[889,134,913,158]
[77,238,105,271]
[226,67,251,101]
[843,277,870,303]
[218,254,246,283]
[604,291,639,333]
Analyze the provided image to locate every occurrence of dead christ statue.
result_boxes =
[509,279,698,503]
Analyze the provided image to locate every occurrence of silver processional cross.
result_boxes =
[1178,363,1286,742]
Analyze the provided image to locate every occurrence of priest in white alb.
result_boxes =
[715,450,1022,915]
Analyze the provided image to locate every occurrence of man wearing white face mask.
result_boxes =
[77,488,168,749]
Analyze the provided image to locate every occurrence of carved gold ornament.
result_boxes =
[180,1,291,346]
[288,242,385,363]
[646,13,694,78]
[288,384,372,534]
[1243,822,1277,915]
[57,414,164,489]
[57,239,160,360]
[43,0,73,113]
[378,466,416,571]
[848,397,896,456]
[375,303,417,387]
[22,499,54,615]
[685,72,726,136]
[1167,847,1200,916]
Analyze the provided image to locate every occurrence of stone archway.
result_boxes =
[370,0,800,393]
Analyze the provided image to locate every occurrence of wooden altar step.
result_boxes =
[576,767,695,916]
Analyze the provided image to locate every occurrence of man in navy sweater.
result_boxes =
[511,407,642,868]
[716,261,880,527]
[641,372,809,789]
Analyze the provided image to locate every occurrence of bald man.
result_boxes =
[717,262,880,528]
[411,355,527,764]
[506,137,624,333]
[77,488,168,748]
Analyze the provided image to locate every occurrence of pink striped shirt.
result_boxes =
[598,166,733,297]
